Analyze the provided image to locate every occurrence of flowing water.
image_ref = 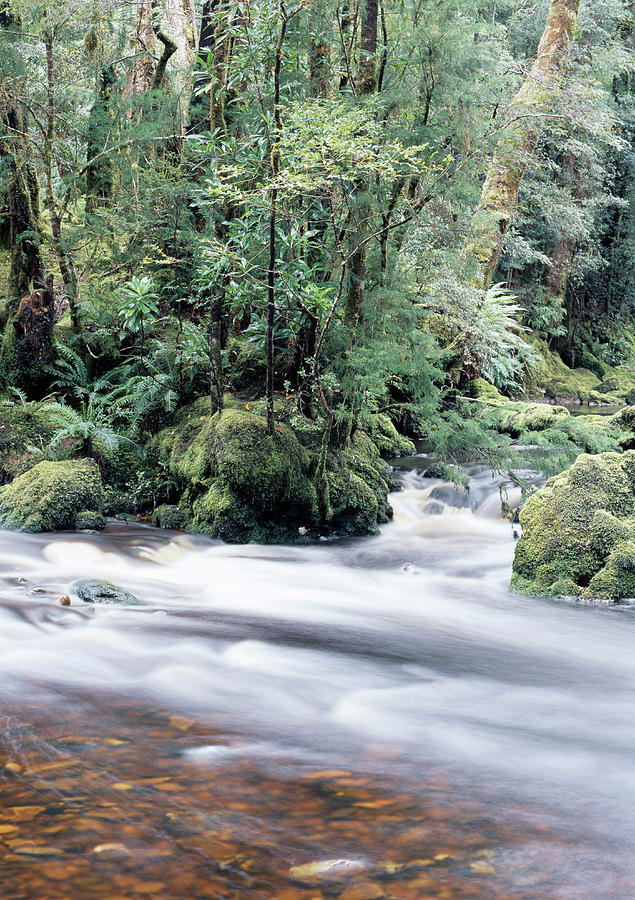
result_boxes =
[1,463,635,899]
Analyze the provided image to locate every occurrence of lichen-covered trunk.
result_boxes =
[467,0,582,286]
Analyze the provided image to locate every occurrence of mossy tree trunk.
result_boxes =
[85,67,116,215]
[344,0,379,327]
[43,24,80,330]
[0,4,44,299]
[467,0,582,287]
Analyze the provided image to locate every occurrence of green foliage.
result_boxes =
[117,277,160,335]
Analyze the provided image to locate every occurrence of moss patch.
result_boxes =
[0,458,104,533]
[511,450,635,601]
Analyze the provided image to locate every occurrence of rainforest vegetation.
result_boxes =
[0,0,633,562]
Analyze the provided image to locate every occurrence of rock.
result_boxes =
[58,595,71,607]
[288,859,369,885]
[152,400,398,542]
[152,504,186,530]
[75,509,105,531]
[339,882,385,900]
[0,459,104,533]
[511,450,635,601]
[72,579,139,606]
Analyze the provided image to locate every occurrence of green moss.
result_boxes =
[524,338,601,401]
[498,401,570,436]
[587,541,635,602]
[365,413,415,458]
[0,458,104,533]
[511,450,635,600]
[154,401,397,543]
[472,377,506,402]
[152,504,187,529]
[75,509,105,531]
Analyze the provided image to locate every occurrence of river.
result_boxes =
[1,463,634,899]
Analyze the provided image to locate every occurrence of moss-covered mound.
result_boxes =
[511,450,635,601]
[0,458,104,533]
[152,504,187,529]
[152,402,401,542]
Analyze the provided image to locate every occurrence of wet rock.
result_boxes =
[511,450,635,600]
[72,579,139,606]
[58,595,71,607]
[288,859,369,885]
[339,882,385,900]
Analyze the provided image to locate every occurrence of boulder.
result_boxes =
[72,579,139,606]
[511,450,635,601]
[75,509,105,531]
[152,401,399,542]
[0,458,104,533]
[152,504,186,529]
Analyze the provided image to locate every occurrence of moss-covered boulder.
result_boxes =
[511,451,635,601]
[497,401,570,436]
[75,509,105,531]
[366,413,416,458]
[153,402,399,542]
[152,504,186,529]
[0,458,104,533]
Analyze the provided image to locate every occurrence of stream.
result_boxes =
[1,463,635,898]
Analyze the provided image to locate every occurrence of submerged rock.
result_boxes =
[511,450,635,601]
[73,579,139,606]
[288,859,369,884]
[0,459,104,533]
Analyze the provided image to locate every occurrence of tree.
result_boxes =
[467,0,583,286]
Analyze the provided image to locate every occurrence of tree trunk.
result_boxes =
[467,0,582,286]
[309,0,331,98]
[85,67,116,215]
[43,26,79,330]
[358,0,378,95]
[344,0,378,325]
[0,6,44,298]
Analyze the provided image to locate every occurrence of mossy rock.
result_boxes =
[524,339,601,401]
[152,504,187,530]
[0,458,104,533]
[472,377,506,402]
[511,450,635,601]
[72,578,139,606]
[75,509,105,531]
[154,402,398,542]
[365,414,415,458]
[497,401,570,436]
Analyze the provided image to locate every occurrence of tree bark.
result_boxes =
[467,0,582,286]
[43,25,79,330]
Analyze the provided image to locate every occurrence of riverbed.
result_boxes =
[1,465,634,898]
